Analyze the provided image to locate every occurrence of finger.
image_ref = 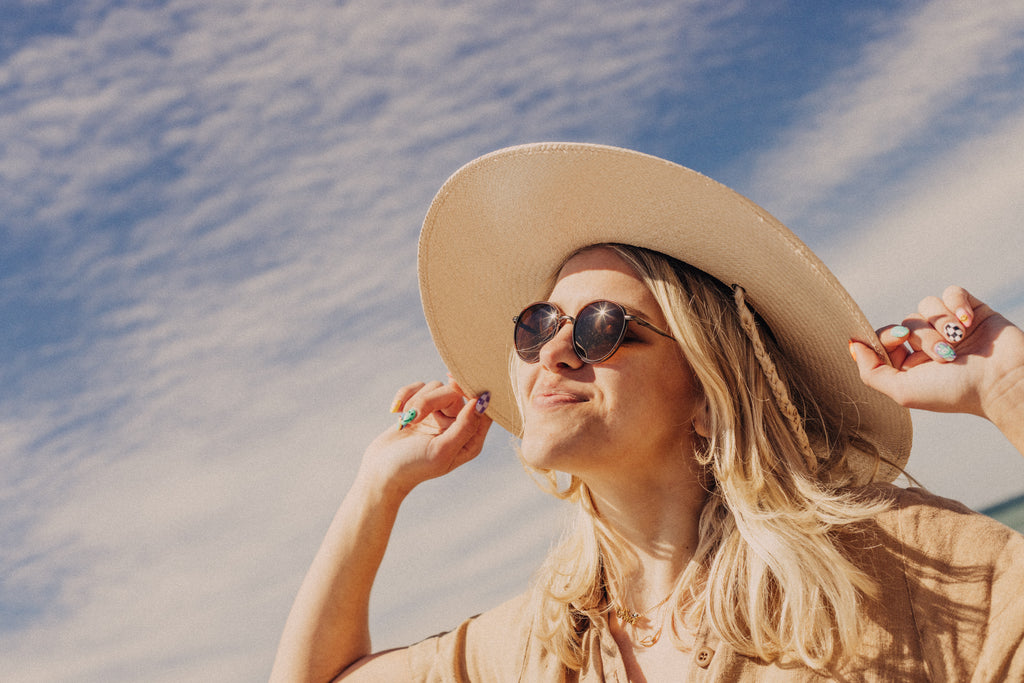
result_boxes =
[849,341,913,406]
[918,295,967,348]
[429,397,493,471]
[401,381,466,428]
[850,340,884,373]
[446,372,492,415]
[390,382,426,413]
[942,285,974,329]
[902,311,957,364]
[875,324,911,360]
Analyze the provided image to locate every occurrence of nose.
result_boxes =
[537,319,583,370]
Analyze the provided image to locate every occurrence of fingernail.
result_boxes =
[398,408,417,430]
[934,341,956,362]
[474,391,491,414]
[956,308,972,327]
[848,341,858,362]
[389,398,403,414]
[943,323,964,343]
[891,325,910,339]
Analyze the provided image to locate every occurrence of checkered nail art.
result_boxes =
[944,323,964,343]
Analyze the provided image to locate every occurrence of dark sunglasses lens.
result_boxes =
[514,303,561,362]
[574,301,627,362]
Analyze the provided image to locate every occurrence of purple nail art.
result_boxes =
[943,323,964,343]
[475,391,491,414]
[934,342,956,362]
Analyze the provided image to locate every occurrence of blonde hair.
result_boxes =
[516,244,891,672]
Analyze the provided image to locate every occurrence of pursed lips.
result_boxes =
[531,387,588,409]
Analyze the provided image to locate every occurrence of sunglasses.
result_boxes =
[513,300,675,364]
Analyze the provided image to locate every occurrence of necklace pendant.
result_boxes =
[615,607,641,625]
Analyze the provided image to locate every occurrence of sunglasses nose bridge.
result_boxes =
[533,313,582,365]
[554,313,574,329]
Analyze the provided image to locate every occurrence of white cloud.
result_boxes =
[0,1,748,680]
[746,0,1024,226]
[2,1,1022,680]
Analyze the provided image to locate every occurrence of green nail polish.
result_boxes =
[891,325,910,339]
[398,408,417,430]
[934,342,956,362]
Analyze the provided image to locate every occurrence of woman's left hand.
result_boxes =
[850,286,1024,452]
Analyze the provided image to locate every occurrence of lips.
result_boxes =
[531,385,588,409]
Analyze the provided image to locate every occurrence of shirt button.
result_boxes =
[695,646,715,668]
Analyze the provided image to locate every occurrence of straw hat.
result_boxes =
[418,142,912,483]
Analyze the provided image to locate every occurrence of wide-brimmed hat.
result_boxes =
[418,142,912,483]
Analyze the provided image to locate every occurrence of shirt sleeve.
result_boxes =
[893,487,1024,682]
[337,592,560,682]
[971,524,1024,682]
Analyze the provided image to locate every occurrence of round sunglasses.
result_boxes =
[513,300,675,364]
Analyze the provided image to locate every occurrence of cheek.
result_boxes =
[627,364,700,429]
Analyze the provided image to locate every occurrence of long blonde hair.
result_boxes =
[516,244,891,672]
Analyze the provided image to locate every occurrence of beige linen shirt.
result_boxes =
[347,485,1024,681]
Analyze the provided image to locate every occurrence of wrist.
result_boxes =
[353,452,414,511]
[981,366,1024,451]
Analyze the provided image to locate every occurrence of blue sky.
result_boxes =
[2,1,1023,680]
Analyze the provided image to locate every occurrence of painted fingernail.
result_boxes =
[956,308,972,327]
[848,341,858,362]
[398,408,417,430]
[934,341,956,362]
[475,391,491,414]
[890,325,910,339]
[943,323,964,343]
[389,398,403,414]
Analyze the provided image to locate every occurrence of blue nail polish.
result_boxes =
[398,408,417,430]
[475,391,491,414]
[891,325,910,339]
[934,342,956,362]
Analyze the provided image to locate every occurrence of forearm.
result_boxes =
[270,465,405,683]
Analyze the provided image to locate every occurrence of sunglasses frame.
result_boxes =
[513,299,675,364]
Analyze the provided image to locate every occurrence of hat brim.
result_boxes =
[418,142,911,484]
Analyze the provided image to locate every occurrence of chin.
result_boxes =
[519,425,595,475]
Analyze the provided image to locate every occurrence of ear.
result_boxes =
[693,395,712,439]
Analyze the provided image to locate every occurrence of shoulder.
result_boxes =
[848,484,1024,679]
[843,483,1024,620]
[462,591,536,651]
[398,591,563,681]
[462,591,565,677]
[864,483,1022,556]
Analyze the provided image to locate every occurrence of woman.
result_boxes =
[272,143,1024,681]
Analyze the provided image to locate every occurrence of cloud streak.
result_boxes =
[1,1,1022,680]
[745,0,1024,229]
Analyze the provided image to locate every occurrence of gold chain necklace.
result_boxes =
[614,592,674,648]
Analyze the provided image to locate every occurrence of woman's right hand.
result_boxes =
[361,379,492,501]
[270,379,491,682]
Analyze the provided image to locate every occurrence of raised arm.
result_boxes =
[850,285,1024,453]
[270,381,491,682]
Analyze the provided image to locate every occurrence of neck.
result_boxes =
[585,454,708,609]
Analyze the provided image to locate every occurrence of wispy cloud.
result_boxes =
[745,0,1024,229]
[0,1,747,680]
[1,1,1022,680]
